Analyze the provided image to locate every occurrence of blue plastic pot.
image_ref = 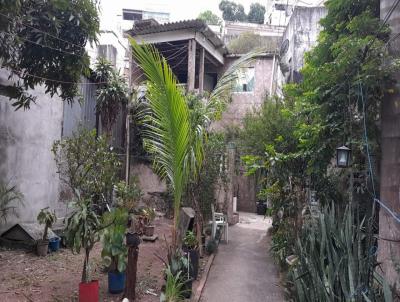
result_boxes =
[48,237,60,252]
[108,271,126,294]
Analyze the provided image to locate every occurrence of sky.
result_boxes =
[119,0,269,21]
[101,0,268,22]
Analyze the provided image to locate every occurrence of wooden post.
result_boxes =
[124,230,141,300]
[187,39,196,92]
[199,47,205,93]
[124,246,139,300]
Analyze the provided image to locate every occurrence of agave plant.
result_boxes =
[130,38,261,247]
[0,181,23,223]
[289,204,393,302]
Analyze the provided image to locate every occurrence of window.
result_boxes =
[122,9,143,21]
[275,4,287,11]
[234,67,255,92]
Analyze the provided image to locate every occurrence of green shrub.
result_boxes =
[101,208,128,273]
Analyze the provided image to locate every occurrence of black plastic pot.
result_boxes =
[182,278,193,299]
[126,232,141,247]
[256,201,267,215]
[183,248,199,279]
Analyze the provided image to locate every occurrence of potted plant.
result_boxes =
[101,208,128,294]
[65,198,102,302]
[115,179,142,213]
[141,207,156,237]
[36,207,57,256]
[182,231,199,279]
[165,248,193,299]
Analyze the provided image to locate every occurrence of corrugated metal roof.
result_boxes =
[127,19,207,36]
[126,19,227,54]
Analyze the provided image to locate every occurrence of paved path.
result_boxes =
[201,212,285,302]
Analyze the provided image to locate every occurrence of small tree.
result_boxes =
[65,198,102,283]
[248,3,265,24]
[52,128,120,208]
[197,10,222,26]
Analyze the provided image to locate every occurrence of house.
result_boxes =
[275,6,327,94]
[126,19,281,218]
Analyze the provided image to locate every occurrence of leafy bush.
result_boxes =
[205,239,218,255]
[52,128,120,208]
[37,207,57,241]
[183,231,198,250]
[115,179,142,212]
[101,208,128,273]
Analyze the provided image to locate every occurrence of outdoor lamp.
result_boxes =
[336,145,351,168]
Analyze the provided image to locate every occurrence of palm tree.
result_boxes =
[130,38,261,246]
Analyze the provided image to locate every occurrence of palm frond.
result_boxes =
[0,181,23,223]
[207,48,265,119]
[130,39,197,244]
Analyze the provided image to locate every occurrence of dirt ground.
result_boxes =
[0,217,173,302]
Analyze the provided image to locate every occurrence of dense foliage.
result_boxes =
[52,128,121,209]
[94,58,129,137]
[197,10,222,26]
[248,3,265,24]
[219,1,265,24]
[0,0,99,109]
[219,0,246,22]
[239,0,396,299]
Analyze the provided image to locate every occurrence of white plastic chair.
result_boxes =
[210,204,228,243]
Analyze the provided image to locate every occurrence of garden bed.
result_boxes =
[0,217,172,302]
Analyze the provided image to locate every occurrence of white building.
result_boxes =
[86,1,170,81]
[266,0,325,27]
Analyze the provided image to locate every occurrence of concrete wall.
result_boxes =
[0,70,64,228]
[276,6,327,94]
[130,163,166,198]
[377,0,400,292]
[212,56,274,131]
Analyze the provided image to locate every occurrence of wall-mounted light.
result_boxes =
[336,145,351,168]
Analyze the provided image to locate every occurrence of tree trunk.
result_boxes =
[124,246,139,300]
[191,188,204,257]
[82,248,90,283]
[377,0,400,292]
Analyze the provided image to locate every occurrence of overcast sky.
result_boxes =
[127,0,268,21]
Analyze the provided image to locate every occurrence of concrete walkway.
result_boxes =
[201,212,285,302]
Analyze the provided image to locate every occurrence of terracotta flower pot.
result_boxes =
[79,280,99,302]
[144,225,155,237]
[36,239,49,256]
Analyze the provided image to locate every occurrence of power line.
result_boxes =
[2,66,107,85]
[0,12,86,50]
[359,82,400,224]
[0,30,86,57]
